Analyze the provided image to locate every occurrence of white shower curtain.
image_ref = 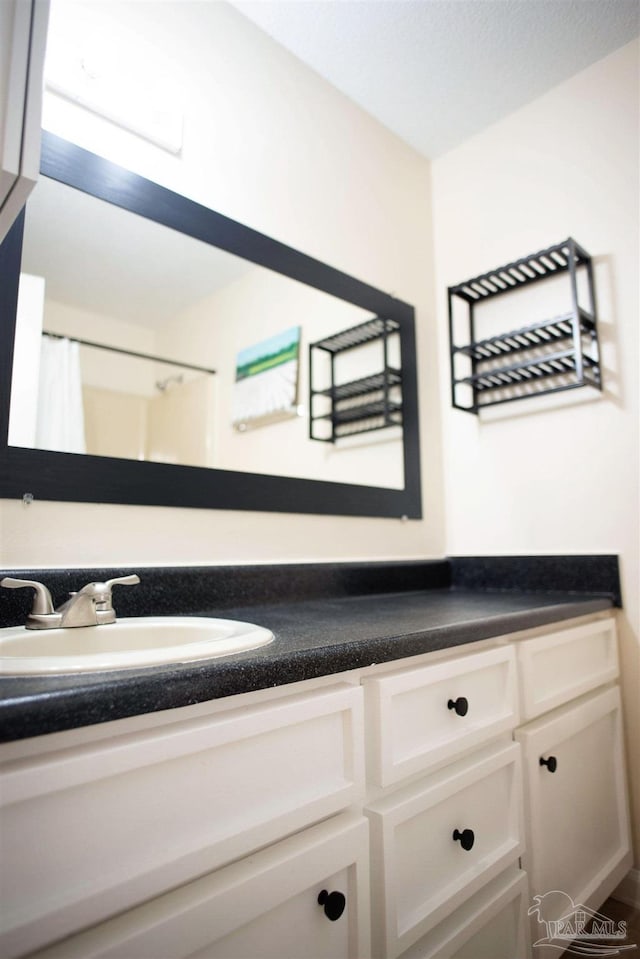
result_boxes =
[35,336,86,454]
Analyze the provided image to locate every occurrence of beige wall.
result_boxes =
[431,40,640,859]
[82,386,147,461]
[147,377,214,468]
[0,1,443,567]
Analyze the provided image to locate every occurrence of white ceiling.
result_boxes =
[232,0,640,158]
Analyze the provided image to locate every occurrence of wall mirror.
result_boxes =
[0,133,421,517]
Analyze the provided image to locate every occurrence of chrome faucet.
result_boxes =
[0,575,140,629]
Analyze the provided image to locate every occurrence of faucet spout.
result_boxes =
[58,575,141,628]
[57,591,101,627]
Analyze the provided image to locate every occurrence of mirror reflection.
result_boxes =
[10,174,404,490]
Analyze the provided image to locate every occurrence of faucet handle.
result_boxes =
[78,573,140,593]
[104,575,141,591]
[78,574,140,610]
[1,578,55,615]
[102,575,140,609]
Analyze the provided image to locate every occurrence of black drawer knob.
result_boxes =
[318,889,346,921]
[452,828,475,851]
[447,697,469,717]
[540,755,558,773]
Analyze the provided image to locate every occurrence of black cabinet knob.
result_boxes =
[447,697,469,717]
[540,755,558,773]
[452,828,475,851]
[318,889,346,921]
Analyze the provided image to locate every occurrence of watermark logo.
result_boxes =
[529,890,636,956]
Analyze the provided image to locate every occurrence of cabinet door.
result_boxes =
[364,646,518,787]
[367,741,524,959]
[515,685,632,941]
[27,814,370,959]
[0,0,49,243]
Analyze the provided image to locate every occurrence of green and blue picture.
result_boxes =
[232,326,301,428]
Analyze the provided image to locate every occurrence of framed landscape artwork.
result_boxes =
[232,326,301,430]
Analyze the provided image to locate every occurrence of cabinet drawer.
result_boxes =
[399,867,531,959]
[0,684,364,959]
[363,645,517,786]
[517,616,618,720]
[26,813,370,959]
[366,741,524,959]
[515,684,632,934]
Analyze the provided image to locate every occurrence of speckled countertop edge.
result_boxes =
[0,583,614,744]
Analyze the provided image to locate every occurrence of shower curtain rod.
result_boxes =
[42,330,216,376]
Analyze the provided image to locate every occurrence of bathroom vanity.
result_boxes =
[0,558,632,959]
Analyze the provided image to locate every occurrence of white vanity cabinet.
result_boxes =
[27,813,371,959]
[360,612,630,959]
[0,682,367,959]
[0,0,49,244]
[362,643,528,959]
[514,618,632,945]
[0,610,631,959]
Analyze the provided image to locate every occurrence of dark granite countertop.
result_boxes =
[0,575,614,743]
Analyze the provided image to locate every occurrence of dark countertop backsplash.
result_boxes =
[0,555,621,628]
[449,554,622,605]
[0,559,451,627]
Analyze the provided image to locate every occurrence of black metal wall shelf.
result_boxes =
[448,238,602,413]
[310,316,403,442]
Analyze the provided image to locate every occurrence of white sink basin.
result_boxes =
[0,616,273,674]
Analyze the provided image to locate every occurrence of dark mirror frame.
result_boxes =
[0,132,422,518]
